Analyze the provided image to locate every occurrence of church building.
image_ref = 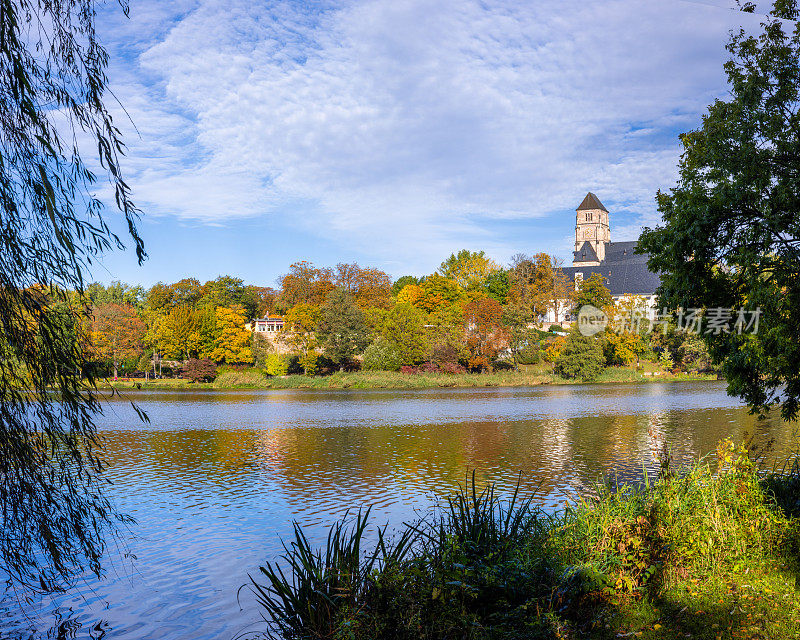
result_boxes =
[561,192,660,311]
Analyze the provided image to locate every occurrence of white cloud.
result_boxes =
[100,0,764,268]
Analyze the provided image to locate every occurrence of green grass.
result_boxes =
[104,363,714,391]
[246,441,800,639]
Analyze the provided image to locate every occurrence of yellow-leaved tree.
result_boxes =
[210,306,253,364]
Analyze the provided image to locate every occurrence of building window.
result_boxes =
[586,213,592,221]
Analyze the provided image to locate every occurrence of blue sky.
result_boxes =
[90,0,770,288]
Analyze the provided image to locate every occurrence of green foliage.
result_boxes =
[382,303,428,365]
[362,338,403,371]
[553,329,605,380]
[251,332,274,368]
[437,249,499,290]
[391,275,419,296]
[265,354,291,377]
[484,269,510,304]
[638,2,800,419]
[0,0,146,593]
[572,272,613,312]
[317,289,370,369]
[299,351,319,376]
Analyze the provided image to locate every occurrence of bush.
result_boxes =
[438,361,466,374]
[363,338,402,371]
[553,330,605,381]
[265,353,290,377]
[516,346,540,365]
[492,359,514,371]
[181,358,217,382]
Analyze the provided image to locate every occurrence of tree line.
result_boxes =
[64,252,710,380]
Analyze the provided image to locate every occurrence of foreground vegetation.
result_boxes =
[105,364,715,390]
[247,441,800,640]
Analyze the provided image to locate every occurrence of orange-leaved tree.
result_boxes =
[90,303,146,378]
[463,297,508,372]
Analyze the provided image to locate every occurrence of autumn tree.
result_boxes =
[279,261,335,308]
[335,263,393,309]
[425,304,465,366]
[396,283,425,307]
[210,306,253,365]
[417,273,463,313]
[282,302,322,373]
[572,272,614,313]
[391,275,420,296]
[199,275,246,310]
[318,290,371,370]
[438,249,500,291]
[169,278,202,307]
[463,297,509,372]
[382,303,428,365]
[147,282,176,312]
[181,358,217,383]
[90,304,146,378]
[155,305,197,360]
[509,253,570,322]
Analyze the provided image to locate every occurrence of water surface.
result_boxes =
[2,382,797,639]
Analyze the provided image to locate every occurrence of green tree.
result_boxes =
[554,328,605,381]
[638,1,800,418]
[318,290,370,370]
[502,305,538,370]
[156,305,197,360]
[362,338,403,371]
[0,0,145,592]
[485,270,510,304]
[572,273,613,313]
[438,249,499,290]
[382,303,428,365]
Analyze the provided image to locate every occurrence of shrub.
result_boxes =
[363,338,402,371]
[181,358,217,382]
[265,353,290,377]
[553,330,605,381]
[516,347,540,365]
[439,361,466,374]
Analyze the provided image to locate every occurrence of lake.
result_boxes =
[2,381,797,639]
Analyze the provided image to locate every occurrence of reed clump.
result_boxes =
[247,442,800,639]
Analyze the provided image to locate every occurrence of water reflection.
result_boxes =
[2,382,797,640]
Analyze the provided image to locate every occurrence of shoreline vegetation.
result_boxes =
[247,441,800,640]
[101,365,717,391]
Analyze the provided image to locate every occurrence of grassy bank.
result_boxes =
[105,365,716,391]
[247,441,800,639]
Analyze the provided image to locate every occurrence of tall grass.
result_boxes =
[246,442,800,639]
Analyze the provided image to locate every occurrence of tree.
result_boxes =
[638,1,800,418]
[318,290,371,370]
[382,303,428,365]
[169,278,202,307]
[396,283,425,307]
[252,332,274,368]
[362,338,403,371]
[502,305,538,370]
[508,253,570,321]
[485,270,510,304]
[417,273,463,313]
[90,304,146,378]
[463,297,509,372]
[181,358,217,383]
[391,275,420,296]
[282,303,322,373]
[199,275,246,310]
[0,0,145,592]
[425,304,465,366]
[554,328,605,381]
[155,305,197,360]
[210,306,254,364]
[438,249,500,290]
[279,261,335,308]
[334,263,393,309]
[572,273,614,313]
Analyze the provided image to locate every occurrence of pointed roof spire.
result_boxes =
[577,192,608,212]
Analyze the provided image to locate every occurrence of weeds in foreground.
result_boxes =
[246,442,800,639]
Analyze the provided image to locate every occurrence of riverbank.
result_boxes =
[248,441,800,639]
[105,365,716,390]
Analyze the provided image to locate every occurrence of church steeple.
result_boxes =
[574,192,610,265]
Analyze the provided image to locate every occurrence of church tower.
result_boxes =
[574,192,610,266]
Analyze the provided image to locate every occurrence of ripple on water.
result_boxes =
[3,382,797,639]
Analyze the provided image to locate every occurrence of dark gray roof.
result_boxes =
[577,192,608,212]
[604,241,647,264]
[573,241,598,263]
[565,241,660,296]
